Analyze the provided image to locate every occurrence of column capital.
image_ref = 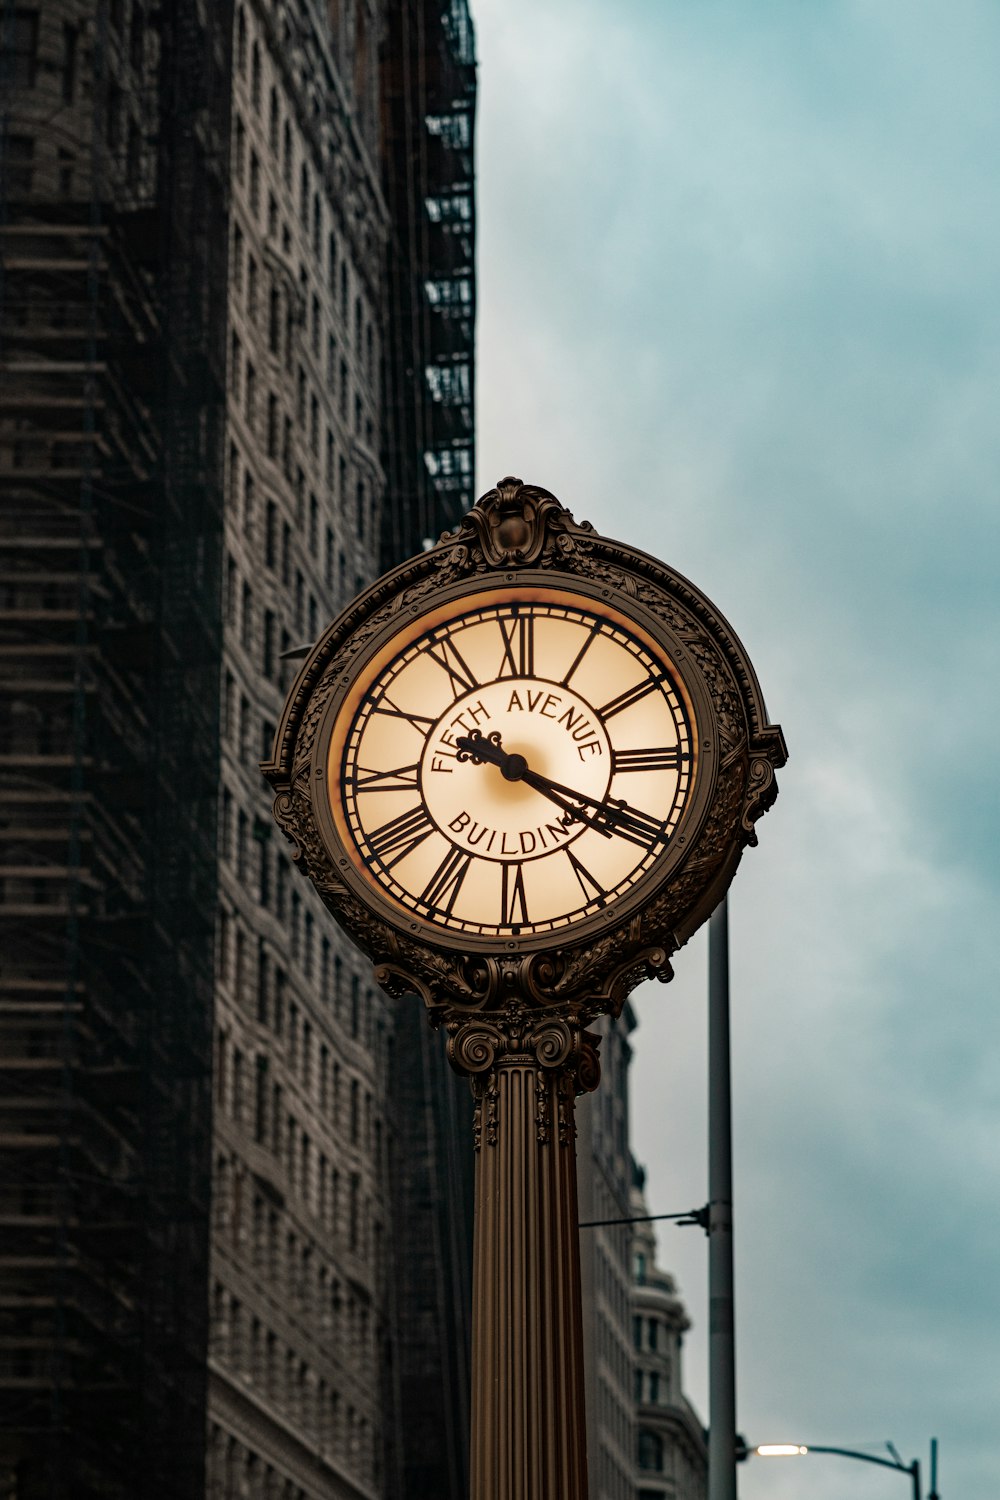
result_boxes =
[445,999,601,1150]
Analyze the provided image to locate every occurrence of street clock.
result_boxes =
[263,476,785,1016]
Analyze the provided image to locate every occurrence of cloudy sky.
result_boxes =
[472,2,999,1496]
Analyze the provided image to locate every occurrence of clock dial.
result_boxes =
[330,594,696,938]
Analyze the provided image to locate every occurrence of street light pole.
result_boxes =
[708,897,736,1500]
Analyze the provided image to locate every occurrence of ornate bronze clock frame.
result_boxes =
[263,478,786,1500]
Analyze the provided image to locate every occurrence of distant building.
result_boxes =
[0,0,475,1495]
[577,1006,639,1500]
[631,1163,707,1500]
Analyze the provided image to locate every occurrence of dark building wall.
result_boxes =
[0,1,231,1495]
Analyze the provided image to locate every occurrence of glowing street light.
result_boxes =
[752,1442,923,1500]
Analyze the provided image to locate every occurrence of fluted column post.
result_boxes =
[446,1000,601,1500]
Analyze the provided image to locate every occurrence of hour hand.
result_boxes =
[456,730,528,782]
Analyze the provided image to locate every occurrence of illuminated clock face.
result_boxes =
[329,593,696,939]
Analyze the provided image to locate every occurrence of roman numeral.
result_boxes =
[604,801,664,850]
[497,613,535,678]
[566,847,605,903]
[612,747,686,773]
[372,694,435,732]
[500,862,529,926]
[424,635,478,697]
[597,676,660,721]
[354,764,421,793]
[421,846,472,915]
[368,804,435,865]
[560,622,601,687]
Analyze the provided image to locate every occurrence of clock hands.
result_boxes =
[455,731,666,850]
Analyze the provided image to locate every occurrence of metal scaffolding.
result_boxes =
[380,0,477,565]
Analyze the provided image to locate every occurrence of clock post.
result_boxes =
[262,478,786,1500]
[444,980,602,1498]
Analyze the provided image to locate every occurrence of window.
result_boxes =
[263,610,276,680]
[648,1317,658,1351]
[244,361,256,428]
[247,256,258,319]
[241,583,252,651]
[232,225,245,296]
[63,22,78,102]
[268,86,279,151]
[267,393,278,457]
[264,501,277,569]
[249,150,260,215]
[637,1432,664,1472]
[243,469,255,536]
[223,670,235,741]
[237,810,248,879]
[6,135,34,196]
[269,283,280,354]
[283,121,293,186]
[234,116,246,183]
[229,331,241,399]
[250,41,261,111]
[10,10,39,88]
[236,6,247,73]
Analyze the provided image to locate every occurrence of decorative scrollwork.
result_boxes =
[527,1020,574,1071]
[447,1022,503,1075]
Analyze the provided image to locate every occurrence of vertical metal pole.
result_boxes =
[912,1459,922,1500]
[929,1438,939,1500]
[708,896,737,1500]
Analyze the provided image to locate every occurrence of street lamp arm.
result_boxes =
[754,1444,921,1500]
[803,1446,914,1473]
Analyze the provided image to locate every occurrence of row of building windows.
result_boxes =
[634,1365,672,1406]
[208,1409,373,1497]
[215,1146,384,1299]
[633,1313,670,1353]
[216,1026,384,1176]
[217,891,388,1063]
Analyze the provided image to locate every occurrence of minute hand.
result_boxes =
[520,769,666,850]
